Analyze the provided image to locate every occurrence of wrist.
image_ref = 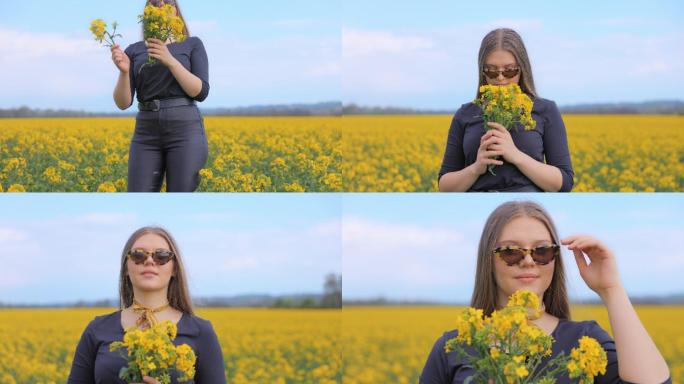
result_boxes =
[509,149,526,166]
[598,284,626,302]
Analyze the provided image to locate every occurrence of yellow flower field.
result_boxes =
[0,308,340,384]
[342,115,684,192]
[0,117,342,192]
[342,305,684,384]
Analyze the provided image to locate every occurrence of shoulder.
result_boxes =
[186,36,205,47]
[430,329,460,353]
[184,313,218,336]
[455,101,480,118]
[532,96,560,114]
[82,310,121,336]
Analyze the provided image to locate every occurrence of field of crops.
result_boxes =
[342,305,684,384]
[0,308,340,384]
[0,117,342,192]
[342,115,684,192]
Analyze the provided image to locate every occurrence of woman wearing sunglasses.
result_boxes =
[420,201,670,383]
[110,0,210,192]
[68,227,226,384]
[438,28,573,192]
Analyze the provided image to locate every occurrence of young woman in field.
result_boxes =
[420,201,671,383]
[68,227,226,384]
[438,29,574,192]
[110,0,210,192]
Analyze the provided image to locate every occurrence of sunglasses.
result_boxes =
[483,67,520,79]
[493,244,559,266]
[127,248,175,265]
[150,0,176,7]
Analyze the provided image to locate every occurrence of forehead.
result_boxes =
[485,49,518,67]
[497,215,552,244]
[131,233,170,249]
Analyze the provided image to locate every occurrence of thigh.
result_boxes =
[162,107,208,192]
[127,117,165,192]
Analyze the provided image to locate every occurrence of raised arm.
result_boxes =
[562,235,670,383]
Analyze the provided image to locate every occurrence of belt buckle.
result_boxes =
[150,99,161,112]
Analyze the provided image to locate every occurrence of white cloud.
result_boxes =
[343,28,434,57]
[76,213,138,225]
[343,216,461,248]
[0,228,28,243]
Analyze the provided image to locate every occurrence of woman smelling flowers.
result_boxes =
[420,201,671,383]
[438,28,574,192]
[68,227,226,383]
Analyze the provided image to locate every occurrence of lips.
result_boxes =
[515,274,539,279]
[141,270,158,277]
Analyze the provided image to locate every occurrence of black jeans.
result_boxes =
[127,105,208,192]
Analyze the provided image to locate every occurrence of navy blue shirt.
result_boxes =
[68,310,226,384]
[420,319,672,384]
[124,36,210,106]
[438,97,574,192]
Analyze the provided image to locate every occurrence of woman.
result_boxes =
[438,29,573,192]
[68,227,226,384]
[110,0,210,192]
[420,201,671,383]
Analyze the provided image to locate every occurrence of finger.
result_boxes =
[483,150,504,158]
[486,122,506,131]
[483,158,504,166]
[572,248,588,272]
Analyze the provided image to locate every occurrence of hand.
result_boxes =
[146,38,176,67]
[110,44,130,74]
[484,122,525,165]
[473,130,505,175]
[561,235,622,298]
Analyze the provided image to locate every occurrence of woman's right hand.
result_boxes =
[111,44,130,74]
[473,131,504,175]
[131,376,161,384]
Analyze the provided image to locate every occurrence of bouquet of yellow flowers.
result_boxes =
[444,290,607,384]
[139,4,187,64]
[89,19,122,48]
[109,320,196,384]
[474,84,536,175]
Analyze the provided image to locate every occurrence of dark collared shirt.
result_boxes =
[438,97,574,192]
[68,310,226,384]
[420,319,672,384]
[124,36,210,106]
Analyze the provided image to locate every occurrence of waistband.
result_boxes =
[138,97,195,112]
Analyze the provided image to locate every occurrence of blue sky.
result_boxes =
[343,0,684,108]
[0,194,341,305]
[0,1,340,112]
[342,193,684,303]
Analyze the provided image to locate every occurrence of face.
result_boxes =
[126,233,175,293]
[150,0,178,15]
[484,49,520,86]
[492,215,555,308]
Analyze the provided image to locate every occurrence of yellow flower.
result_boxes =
[7,184,26,192]
[568,336,608,382]
[97,182,117,192]
[89,19,106,41]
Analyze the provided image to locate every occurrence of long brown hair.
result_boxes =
[119,226,194,314]
[141,0,191,39]
[470,201,570,320]
[476,28,537,100]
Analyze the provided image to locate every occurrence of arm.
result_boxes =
[67,322,96,383]
[196,321,227,384]
[146,38,209,101]
[438,114,503,192]
[485,122,564,192]
[111,44,133,110]
[562,236,670,383]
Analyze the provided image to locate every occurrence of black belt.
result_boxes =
[138,97,195,112]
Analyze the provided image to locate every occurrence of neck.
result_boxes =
[132,288,169,309]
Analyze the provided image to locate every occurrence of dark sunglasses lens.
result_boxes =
[483,70,498,79]
[153,250,173,264]
[129,250,147,264]
[498,248,525,265]
[503,68,519,78]
[532,246,556,264]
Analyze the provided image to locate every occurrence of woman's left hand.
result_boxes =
[484,122,525,165]
[561,235,622,297]
[146,38,177,67]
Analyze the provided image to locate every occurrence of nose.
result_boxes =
[143,254,155,266]
[519,252,535,267]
